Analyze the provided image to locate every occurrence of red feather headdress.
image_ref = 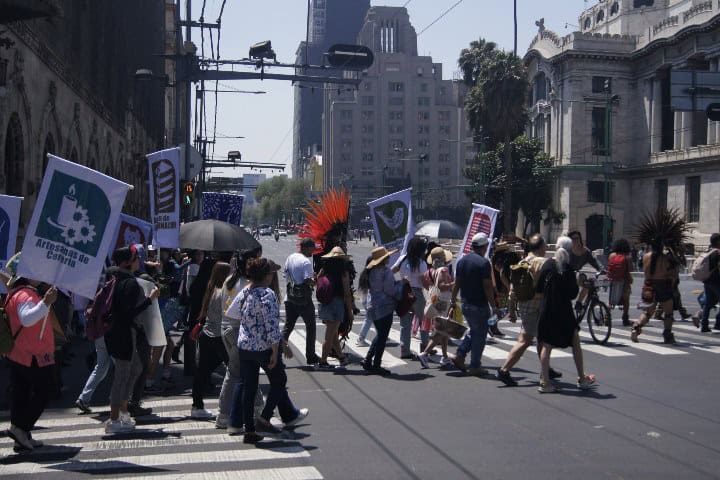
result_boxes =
[299,188,350,254]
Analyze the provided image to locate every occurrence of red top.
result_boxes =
[607,253,628,281]
[6,287,55,367]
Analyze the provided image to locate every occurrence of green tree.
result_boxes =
[465,136,554,237]
[459,38,528,235]
[255,177,309,224]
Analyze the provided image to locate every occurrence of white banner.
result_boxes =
[147,147,180,248]
[136,277,167,347]
[367,188,414,264]
[458,203,499,260]
[109,214,153,259]
[17,155,131,299]
[0,194,22,294]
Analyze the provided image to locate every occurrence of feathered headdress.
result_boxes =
[635,208,690,252]
[299,188,350,254]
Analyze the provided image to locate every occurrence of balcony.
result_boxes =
[649,144,720,164]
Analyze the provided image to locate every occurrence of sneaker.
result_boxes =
[316,361,334,370]
[549,368,563,380]
[701,326,712,333]
[7,425,33,450]
[490,325,505,337]
[662,329,675,344]
[577,374,597,390]
[144,382,164,394]
[355,338,369,347]
[227,425,244,435]
[256,416,283,436]
[630,324,642,343]
[243,432,264,444]
[449,354,467,372]
[127,402,152,417]
[538,382,560,394]
[119,411,136,426]
[306,354,321,365]
[622,315,631,327]
[190,407,215,420]
[284,408,309,428]
[496,369,518,387]
[372,366,392,376]
[161,369,173,381]
[104,419,135,434]
[417,352,429,369]
[75,398,92,414]
[467,367,489,377]
[26,431,43,448]
[400,351,415,360]
[215,413,229,429]
[361,360,373,371]
[439,357,452,367]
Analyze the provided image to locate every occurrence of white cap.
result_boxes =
[471,232,489,247]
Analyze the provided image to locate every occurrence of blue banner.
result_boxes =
[202,192,244,226]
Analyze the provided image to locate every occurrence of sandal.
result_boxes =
[630,323,642,343]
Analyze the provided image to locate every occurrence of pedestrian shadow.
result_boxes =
[255,440,318,451]
[384,372,433,382]
[0,445,82,464]
[47,460,169,474]
[557,388,617,400]
[100,430,180,441]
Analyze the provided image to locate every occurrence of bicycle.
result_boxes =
[575,271,612,344]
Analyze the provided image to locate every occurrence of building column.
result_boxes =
[544,114,551,155]
[681,111,692,149]
[674,111,683,150]
[710,59,720,145]
[650,78,662,153]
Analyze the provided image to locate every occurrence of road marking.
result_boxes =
[344,331,406,367]
[91,467,324,480]
[490,334,573,358]
[385,327,423,354]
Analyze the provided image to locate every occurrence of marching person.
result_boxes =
[448,233,499,377]
[283,238,319,365]
[3,253,58,452]
[359,247,403,376]
[104,246,160,434]
[317,247,354,369]
[392,237,429,357]
[698,233,720,333]
[536,236,596,393]
[417,247,455,369]
[607,238,634,326]
[567,231,603,313]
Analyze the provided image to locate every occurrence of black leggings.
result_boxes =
[191,333,228,408]
[365,313,393,368]
[9,359,55,432]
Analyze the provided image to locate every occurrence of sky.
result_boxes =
[190,0,591,179]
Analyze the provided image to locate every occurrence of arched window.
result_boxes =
[610,2,619,15]
[4,113,24,196]
[534,72,547,102]
[584,17,592,30]
[596,10,605,23]
[43,134,55,171]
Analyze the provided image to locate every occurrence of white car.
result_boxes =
[278,229,288,237]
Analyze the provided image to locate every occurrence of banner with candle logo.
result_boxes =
[202,192,244,226]
[147,147,180,248]
[17,154,131,299]
[458,203,499,260]
[367,188,413,264]
[108,214,153,259]
[0,194,22,294]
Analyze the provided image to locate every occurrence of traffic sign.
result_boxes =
[326,44,374,70]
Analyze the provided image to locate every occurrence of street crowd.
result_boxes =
[2,224,719,453]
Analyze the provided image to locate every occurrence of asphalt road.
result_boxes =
[2,235,719,479]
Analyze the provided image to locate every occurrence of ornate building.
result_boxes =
[0,1,168,236]
[525,0,720,250]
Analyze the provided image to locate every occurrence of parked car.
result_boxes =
[278,229,288,237]
[259,224,272,236]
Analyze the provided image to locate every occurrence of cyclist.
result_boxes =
[567,231,604,313]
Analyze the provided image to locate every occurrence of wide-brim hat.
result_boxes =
[267,259,282,272]
[322,246,352,260]
[367,246,398,269]
[427,246,452,265]
[4,252,22,289]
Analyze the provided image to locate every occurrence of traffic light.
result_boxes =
[183,182,195,206]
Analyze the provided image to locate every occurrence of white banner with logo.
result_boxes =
[0,194,22,294]
[17,155,131,299]
[147,147,180,248]
[136,277,166,347]
[458,203,499,260]
[368,188,414,264]
[107,213,153,260]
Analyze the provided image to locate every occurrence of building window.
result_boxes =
[439,125,450,135]
[592,76,612,94]
[655,179,668,211]
[361,111,374,121]
[438,167,450,176]
[534,73,547,102]
[438,86,447,96]
[439,153,450,163]
[389,125,404,135]
[340,110,353,120]
[363,82,372,91]
[418,97,431,107]
[420,83,428,92]
[362,124,374,134]
[596,10,604,23]
[340,153,351,163]
[389,111,404,121]
[686,176,701,223]
[439,111,450,121]
[610,2,619,15]
[584,17,591,29]
[342,140,352,150]
[591,107,608,155]
[634,0,654,7]
[388,97,404,106]
[389,82,404,92]
[417,125,430,135]
[361,96,374,106]
[587,180,614,203]
[362,152,374,162]
[417,111,430,121]
[417,139,430,148]
[361,137,373,147]
[389,139,404,150]
[4,113,24,197]
[0,59,7,87]
[340,124,352,134]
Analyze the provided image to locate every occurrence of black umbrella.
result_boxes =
[415,220,465,240]
[180,219,260,252]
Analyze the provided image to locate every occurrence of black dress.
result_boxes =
[537,259,580,348]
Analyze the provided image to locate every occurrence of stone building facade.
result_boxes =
[525,0,720,250]
[322,6,475,221]
[0,1,167,236]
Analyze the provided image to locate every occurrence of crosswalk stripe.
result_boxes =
[92,466,324,480]
[344,331,406,367]
[576,331,635,357]
[385,327,423,354]
[490,335,573,358]
[597,328,688,355]
[0,445,311,476]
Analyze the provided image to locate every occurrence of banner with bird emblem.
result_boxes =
[368,188,413,264]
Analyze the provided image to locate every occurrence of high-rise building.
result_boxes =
[322,6,475,221]
[292,0,370,178]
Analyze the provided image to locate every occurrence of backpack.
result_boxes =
[85,276,117,341]
[0,288,29,355]
[692,249,718,282]
[421,268,434,290]
[509,260,536,302]
[607,254,628,281]
[315,274,333,304]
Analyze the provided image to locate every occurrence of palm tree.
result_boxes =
[459,39,528,234]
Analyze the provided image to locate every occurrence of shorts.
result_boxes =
[160,297,186,335]
[519,307,540,338]
[608,280,630,306]
[318,297,345,323]
[648,279,674,303]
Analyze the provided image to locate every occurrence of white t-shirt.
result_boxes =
[185,263,200,295]
[392,256,428,289]
[284,252,314,285]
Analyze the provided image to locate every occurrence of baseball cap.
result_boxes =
[471,232,489,247]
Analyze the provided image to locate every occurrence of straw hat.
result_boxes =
[367,246,398,269]
[426,246,452,265]
[321,246,351,260]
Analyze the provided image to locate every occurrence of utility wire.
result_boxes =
[418,0,465,36]
[268,126,293,164]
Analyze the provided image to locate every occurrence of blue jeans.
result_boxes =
[400,287,427,352]
[365,313,393,367]
[701,283,720,329]
[358,310,374,340]
[78,337,111,403]
[456,303,491,369]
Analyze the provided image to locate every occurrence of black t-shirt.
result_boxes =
[706,250,720,285]
[455,252,491,306]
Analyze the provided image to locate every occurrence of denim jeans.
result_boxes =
[456,303,491,369]
[400,287,427,352]
[219,326,241,417]
[283,301,317,359]
[78,336,111,403]
[365,313,393,367]
[260,356,299,423]
[701,283,720,329]
[358,310,374,340]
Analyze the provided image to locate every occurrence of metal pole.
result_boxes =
[174,0,181,147]
[184,0,193,220]
[513,0,518,56]
[603,84,611,250]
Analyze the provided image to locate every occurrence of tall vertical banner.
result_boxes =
[368,188,414,264]
[202,192,244,225]
[110,213,153,255]
[0,195,22,294]
[458,203,499,260]
[147,147,180,248]
[17,155,131,299]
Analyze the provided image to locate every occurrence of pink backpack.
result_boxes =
[85,276,117,341]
